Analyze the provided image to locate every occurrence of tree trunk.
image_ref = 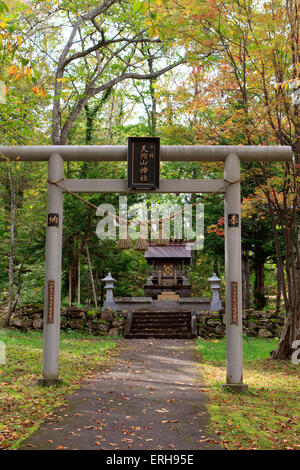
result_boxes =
[245,250,251,309]
[77,255,81,305]
[254,257,265,309]
[87,273,91,308]
[100,270,105,307]
[86,242,98,309]
[95,269,99,302]
[11,256,28,314]
[71,265,77,304]
[276,266,282,313]
[242,250,251,309]
[68,265,71,307]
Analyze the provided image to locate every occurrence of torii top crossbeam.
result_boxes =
[0,145,292,162]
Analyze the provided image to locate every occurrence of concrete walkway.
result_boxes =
[20,339,222,450]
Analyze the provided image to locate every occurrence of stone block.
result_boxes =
[258,328,273,338]
[101,310,115,322]
[108,327,120,337]
[32,318,43,329]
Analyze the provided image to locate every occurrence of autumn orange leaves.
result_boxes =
[7,65,46,98]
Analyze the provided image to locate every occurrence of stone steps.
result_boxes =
[131,321,190,326]
[125,311,196,339]
[126,333,195,339]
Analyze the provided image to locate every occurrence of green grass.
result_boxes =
[197,336,300,450]
[0,328,117,450]
[197,336,279,363]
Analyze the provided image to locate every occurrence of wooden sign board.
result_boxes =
[127,137,160,189]
[48,213,59,227]
[47,280,55,323]
[231,281,238,324]
[228,214,239,227]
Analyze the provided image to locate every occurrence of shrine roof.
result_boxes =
[145,243,192,259]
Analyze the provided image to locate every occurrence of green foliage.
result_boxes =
[86,310,99,317]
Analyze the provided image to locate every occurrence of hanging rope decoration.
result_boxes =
[117,224,133,249]
[47,177,241,251]
[134,224,149,251]
[153,218,169,246]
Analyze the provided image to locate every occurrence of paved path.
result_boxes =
[20,339,222,450]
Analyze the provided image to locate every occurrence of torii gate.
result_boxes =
[0,145,292,391]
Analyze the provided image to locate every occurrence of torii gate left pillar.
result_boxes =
[37,153,64,386]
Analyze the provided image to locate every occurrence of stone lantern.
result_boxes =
[208,272,222,312]
[102,272,116,309]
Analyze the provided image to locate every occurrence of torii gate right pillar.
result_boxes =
[223,153,248,392]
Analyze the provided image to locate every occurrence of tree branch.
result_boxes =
[59,59,184,143]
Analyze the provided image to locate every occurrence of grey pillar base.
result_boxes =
[103,301,116,309]
[210,301,222,312]
[221,383,248,393]
[37,377,63,387]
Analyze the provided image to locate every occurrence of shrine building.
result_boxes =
[144,241,192,299]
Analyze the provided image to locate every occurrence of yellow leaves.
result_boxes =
[151,26,160,37]
[25,67,32,77]
[16,35,22,45]
[57,77,68,83]
[275,77,300,90]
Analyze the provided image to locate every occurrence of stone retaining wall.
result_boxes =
[9,305,284,339]
[196,309,284,339]
[10,305,127,337]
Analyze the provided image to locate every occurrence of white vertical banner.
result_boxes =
[0,340,6,365]
[0,81,6,104]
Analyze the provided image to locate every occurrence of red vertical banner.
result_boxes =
[231,281,238,324]
[47,280,55,324]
